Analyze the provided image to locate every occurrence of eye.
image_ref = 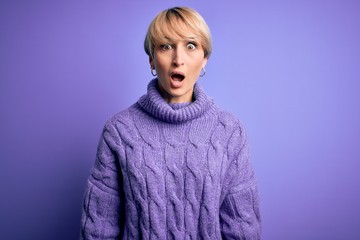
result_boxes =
[187,42,197,50]
[160,44,173,51]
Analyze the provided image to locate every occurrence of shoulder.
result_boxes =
[212,105,246,134]
[100,103,142,136]
[205,104,248,152]
[104,103,140,127]
[98,104,143,148]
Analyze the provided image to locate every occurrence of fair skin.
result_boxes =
[150,36,207,103]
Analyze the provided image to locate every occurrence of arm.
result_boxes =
[80,121,125,240]
[220,125,261,240]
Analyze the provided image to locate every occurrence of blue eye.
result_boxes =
[161,44,172,51]
[187,43,197,50]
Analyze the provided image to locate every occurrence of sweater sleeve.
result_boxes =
[220,125,261,240]
[80,121,125,240]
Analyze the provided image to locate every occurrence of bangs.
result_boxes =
[152,12,204,45]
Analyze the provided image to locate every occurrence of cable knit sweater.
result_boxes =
[80,79,261,239]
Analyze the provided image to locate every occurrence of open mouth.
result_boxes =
[171,72,185,82]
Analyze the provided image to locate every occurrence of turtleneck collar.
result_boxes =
[137,78,214,123]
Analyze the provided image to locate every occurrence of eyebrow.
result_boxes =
[164,36,197,40]
[161,36,198,44]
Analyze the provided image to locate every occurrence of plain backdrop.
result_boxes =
[1,0,360,239]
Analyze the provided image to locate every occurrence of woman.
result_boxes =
[80,7,261,239]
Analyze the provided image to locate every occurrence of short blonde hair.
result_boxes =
[144,7,212,59]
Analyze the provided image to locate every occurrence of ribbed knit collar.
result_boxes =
[137,79,213,123]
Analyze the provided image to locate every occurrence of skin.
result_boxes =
[149,37,208,103]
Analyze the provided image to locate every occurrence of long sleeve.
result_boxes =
[80,121,125,240]
[220,125,261,240]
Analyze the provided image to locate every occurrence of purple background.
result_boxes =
[1,1,360,239]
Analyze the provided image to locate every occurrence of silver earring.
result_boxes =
[151,69,157,76]
[200,67,206,77]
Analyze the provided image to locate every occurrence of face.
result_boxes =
[150,36,207,103]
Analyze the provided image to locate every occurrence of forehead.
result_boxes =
[161,36,198,43]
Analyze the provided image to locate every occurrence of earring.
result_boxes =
[200,67,206,77]
[151,69,157,76]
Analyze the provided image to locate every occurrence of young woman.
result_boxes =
[80,7,261,239]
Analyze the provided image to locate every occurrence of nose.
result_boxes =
[173,47,184,67]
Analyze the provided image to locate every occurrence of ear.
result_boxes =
[149,56,154,69]
[202,57,208,69]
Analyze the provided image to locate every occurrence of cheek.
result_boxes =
[192,53,206,66]
[191,58,206,72]
[155,56,170,70]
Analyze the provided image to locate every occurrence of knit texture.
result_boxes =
[80,79,261,239]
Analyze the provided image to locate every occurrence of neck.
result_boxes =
[137,79,214,123]
[157,83,194,103]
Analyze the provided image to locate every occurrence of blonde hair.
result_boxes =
[144,7,212,59]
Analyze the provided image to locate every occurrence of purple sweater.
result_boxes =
[80,79,261,239]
